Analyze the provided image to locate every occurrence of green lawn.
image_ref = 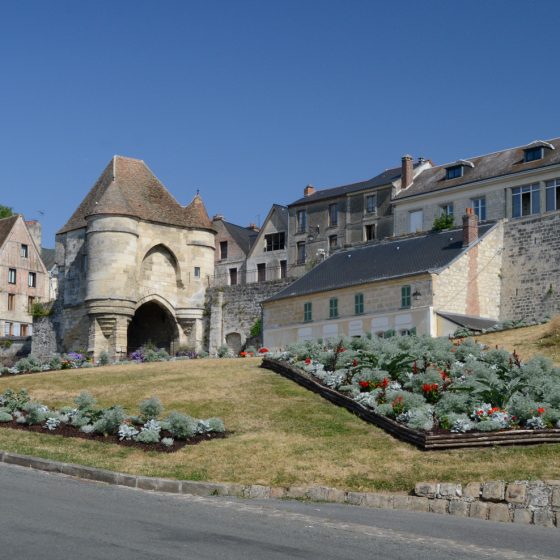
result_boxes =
[0,357,559,492]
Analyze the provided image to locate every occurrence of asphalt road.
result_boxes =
[0,463,558,560]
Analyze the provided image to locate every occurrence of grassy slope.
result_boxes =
[0,356,559,492]
[473,322,560,364]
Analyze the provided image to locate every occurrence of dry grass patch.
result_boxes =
[474,319,560,364]
[0,357,559,492]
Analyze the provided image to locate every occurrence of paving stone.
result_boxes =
[533,508,555,528]
[505,483,527,505]
[62,464,119,485]
[552,487,560,508]
[247,485,271,499]
[406,496,429,512]
[392,495,411,510]
[307,486,339,502]
[415,482,438,498]
[115,473,137,488]
[482,481,505,502]
[429,499,449,514]
[346,492,367,505]
[488,503,511,523]
[438,483,462,498]
[27,457,64,473]
[3,453,33,468]
[270,487,287,499]
[463,482,482,500]
[181,481,223,496]
[363,493,394,510]
[448,500,470,517]
[285,486,308,499]
[136,477,181,493]
[469,501,489,520]
[513,509,533,525]
[527,484,551,508]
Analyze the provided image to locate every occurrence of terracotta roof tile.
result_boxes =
[58,156,214,233]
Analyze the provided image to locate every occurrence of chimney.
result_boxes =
[304,184,315,197]
[401,155,413,189]
[248,223,260,232]
[212,214,224,221]
[462,207,478,246]
[25,220,42,250]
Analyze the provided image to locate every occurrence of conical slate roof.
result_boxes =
[58,156,213,233]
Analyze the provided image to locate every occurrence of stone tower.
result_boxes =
[52,156,215,359]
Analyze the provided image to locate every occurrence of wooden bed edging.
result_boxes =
[261,358,560,451]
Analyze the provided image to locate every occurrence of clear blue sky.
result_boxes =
[1,0,559,247]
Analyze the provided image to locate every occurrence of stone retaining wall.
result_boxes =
[0,337,31,366]
[414,480,560,527]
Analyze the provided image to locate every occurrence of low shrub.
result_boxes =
[165,411,198,439]
[139,396,164,421]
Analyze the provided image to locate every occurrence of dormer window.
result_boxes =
[523,140,555,163]
[524,146,544,163]
[446,165,463,180]
[445,159,474,181]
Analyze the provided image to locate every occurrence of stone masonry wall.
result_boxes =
[500,212,560,321]
[206,279,293,354]
[414,480,560,528]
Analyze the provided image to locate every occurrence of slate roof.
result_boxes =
[265,223,496,302]
[395,137,560,201]
[58,156,213,234]
[222,221,259,255]
[289,165,409,206]
[41,248,56,270]
[437,312,499,332]
[271,204,289,230]
[0,215,18,249]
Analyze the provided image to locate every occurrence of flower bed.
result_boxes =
[264,336,560,442]
[0,389,226,453]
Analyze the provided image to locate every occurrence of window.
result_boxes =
[229,268,238,286]
[28,296,35,312]
[297,241,306,264]
[409,210,423,233]
[365,194,377,214]
[296,209,307,233]
[257,263,266,282]
[265,232,285,252]
[328,203,338,227]
[194,267,201,278]
[446,165,463,180]
[4,322,12,336]
[512,184,540,218]
[546,179,560,212]
[28,272,36,288]
[303,302,312,322]
[329,235,338,250]
[401,285,411,308]
[20,244,28,258]
[8,268,16,284]
[20,324,28,337]
[280,260,287,279]
[364,224,375,241]
[524,147,543,163]
[471,197,486,221]
[8,294,15,311]
[329,297,338,318]
[355,293,364,315]
[220,241,228,260]
[439,203,453,217]
[400,327,417,336]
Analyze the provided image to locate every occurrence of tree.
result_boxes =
[0,205,14,219]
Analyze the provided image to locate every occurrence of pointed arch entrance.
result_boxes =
[127,300,179,354]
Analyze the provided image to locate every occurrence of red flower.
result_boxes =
[537,407,545,415]
[239,351,247,357]
[359,381,369,388]
[412,361,418,374]
[381,377,389,389]
[352,359,358,367]
[305,357,312,364]
[258,347,269,353]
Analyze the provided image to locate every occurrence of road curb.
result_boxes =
[1,450,558,528]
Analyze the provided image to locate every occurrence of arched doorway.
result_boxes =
[127,301,179,354]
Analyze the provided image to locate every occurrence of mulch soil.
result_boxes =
[0,420,227,453]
